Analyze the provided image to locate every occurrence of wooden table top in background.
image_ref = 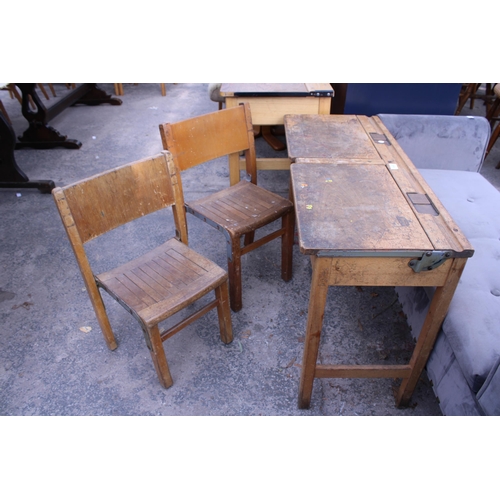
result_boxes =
[220,83,333,97]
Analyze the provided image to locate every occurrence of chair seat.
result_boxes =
[96,238,228,327]
[187,180,294,237]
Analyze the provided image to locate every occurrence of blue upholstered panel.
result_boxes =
[345,84,462,116]
[378,114,490,173]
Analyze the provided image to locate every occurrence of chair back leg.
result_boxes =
[227,237,243,312]
[244,231,255,246]
[281,211,295,282]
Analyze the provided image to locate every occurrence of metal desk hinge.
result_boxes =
[370,133,391,145]
[309,91,334,97]
[408,251,452,272]
[407,192,439,216]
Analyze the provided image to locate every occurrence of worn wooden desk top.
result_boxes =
[285,114,383,163]
[220,83,333,97]
[288,114,474,263]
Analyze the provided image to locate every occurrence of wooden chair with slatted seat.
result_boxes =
[159,103,294,312]
[52,151,233,389]
[455,83,496,115]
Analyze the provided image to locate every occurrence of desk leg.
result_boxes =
[261,126,286,151]
[318,97,331,115]
[298,256,331,409]
[396,258,467,407]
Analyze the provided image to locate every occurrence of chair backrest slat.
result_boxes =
[159,103,256,181]
[57,153,176,243]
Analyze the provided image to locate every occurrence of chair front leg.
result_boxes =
[144,324,173,389]
[215,280,233,343]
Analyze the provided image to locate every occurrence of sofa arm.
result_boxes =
[378,114,490,173]
[477,358,500,415]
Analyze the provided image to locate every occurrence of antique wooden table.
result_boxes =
[285,114,474,409]
[220,84,333,185]
[0,84,121,193]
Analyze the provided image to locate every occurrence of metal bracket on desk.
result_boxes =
[408,251,452,272]
[315,249,473,273]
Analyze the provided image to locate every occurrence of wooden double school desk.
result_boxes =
[219,84,333,185]
[284,114,473,409]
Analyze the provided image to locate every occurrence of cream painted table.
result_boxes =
[220,84,333,185]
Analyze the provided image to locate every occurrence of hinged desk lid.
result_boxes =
[286,114,474,262]
[292,163,433,255]
[285,114,382,162]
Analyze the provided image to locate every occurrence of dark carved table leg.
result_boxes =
[15,84,122,150]
[16,83,82,150]
[0,111,55,193]
[73,83,122,106]
[1,84,120,192]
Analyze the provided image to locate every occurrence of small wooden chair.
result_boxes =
[52,151,233,389]
[37,84,57,100]
[159,103,294,312]
[455,83,495,115]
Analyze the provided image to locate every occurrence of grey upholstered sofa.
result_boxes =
[378,114,500,416]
